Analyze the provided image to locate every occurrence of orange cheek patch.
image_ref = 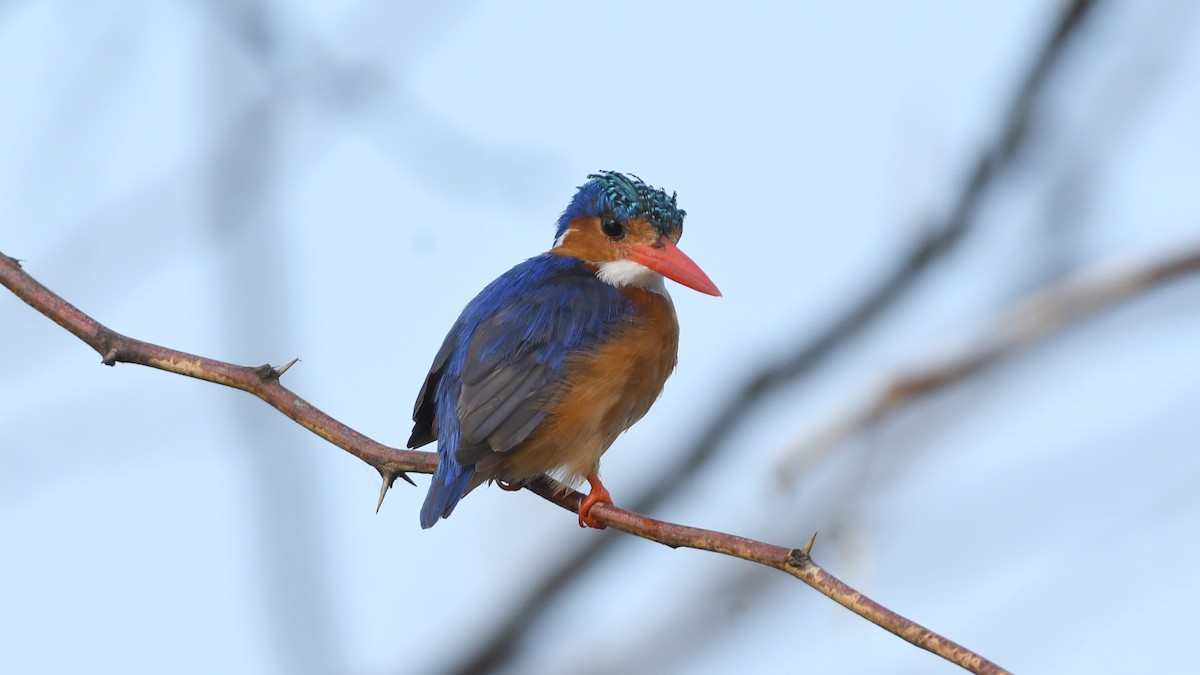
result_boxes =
[551,217,666,267]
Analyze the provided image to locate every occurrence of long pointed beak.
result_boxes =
[619,237,722,296]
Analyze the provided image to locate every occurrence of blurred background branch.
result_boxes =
[776,239,1200,483]
[451,2,1103,672]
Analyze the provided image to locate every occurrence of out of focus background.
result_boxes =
[4,1,1200,673]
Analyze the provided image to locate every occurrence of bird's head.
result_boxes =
[552,171,720,296]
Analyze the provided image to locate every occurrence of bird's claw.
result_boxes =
[496,479,523,492]
[577,474,612,529]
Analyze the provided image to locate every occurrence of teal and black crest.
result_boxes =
[556,171,686,239]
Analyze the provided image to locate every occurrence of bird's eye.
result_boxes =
[600,215,625,240]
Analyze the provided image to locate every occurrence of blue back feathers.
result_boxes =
[555,171,686,240]
[417,254,634,527]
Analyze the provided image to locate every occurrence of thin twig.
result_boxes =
[0,252,427,488]
[453,2,1104,671]
[777,241,1200,482]
[0,251,1009,674]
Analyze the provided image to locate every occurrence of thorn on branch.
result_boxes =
[6,255,23,268]
[377,470,398,513]
[787,532,820,567]
[375,469,415,509]
[255,358,300,381]
[802,531,818,556]
[255,358,299,382]
[98,329,123,366]
[275,357,300,377]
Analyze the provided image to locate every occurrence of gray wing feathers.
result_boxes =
[458,358,549,446]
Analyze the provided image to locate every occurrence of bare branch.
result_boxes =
[524,478,1010,675]
[0,252,1010,674]
[777,241,1200,483]
[0,251,429,485]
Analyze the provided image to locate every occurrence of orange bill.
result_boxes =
[620,237,721,296]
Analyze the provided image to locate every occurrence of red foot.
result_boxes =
[578,473,612,529]
[496,479,523,492]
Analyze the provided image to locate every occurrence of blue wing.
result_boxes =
[412,253,633,528]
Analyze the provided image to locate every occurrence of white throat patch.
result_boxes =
[597,260,669,296]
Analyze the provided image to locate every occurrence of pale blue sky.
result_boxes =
[3,2,1200,673]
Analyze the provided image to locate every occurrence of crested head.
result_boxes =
[555,171,686,242]
[550,171,720,298]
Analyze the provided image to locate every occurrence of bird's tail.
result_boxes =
[420,459,475,529]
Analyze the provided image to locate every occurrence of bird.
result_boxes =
[410,171,720,529]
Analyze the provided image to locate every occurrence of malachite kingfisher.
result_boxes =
[410,171,720,529]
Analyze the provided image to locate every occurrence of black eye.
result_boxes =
[600,215,625,240]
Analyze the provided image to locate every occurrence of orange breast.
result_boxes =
[473,286,679,487]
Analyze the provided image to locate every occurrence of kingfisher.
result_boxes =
[411,171,720,529]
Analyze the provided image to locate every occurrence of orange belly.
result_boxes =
[473,286,679,487]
